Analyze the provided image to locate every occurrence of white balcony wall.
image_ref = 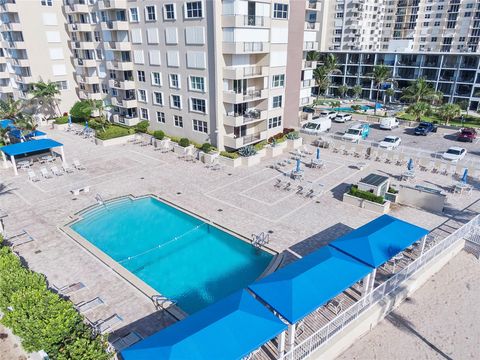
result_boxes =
[304,31,316,42]
[270,51,286,67]
[304,69,313,80]
[231,54,250,66]
[222,0,269,15]
[271,27,288,43]
[300,88,311,98]
[223,28,269,42]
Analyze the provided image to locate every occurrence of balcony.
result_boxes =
[98,0,127,10]
[106,60,133,71]
[223,131,267,149]
[2,22,21,31]
[5,40,26,49]
[111,97,137,108]
[223,42,270,54]
[302,60,317,69]
[306,0,321,10]
[70,41,95,50]
[303,41,318,51]
[0,70,9,79]
[79,91,103,100]
[112,113,139,126]
[301,79,314,88]
[0,2,17,12]
[11,58,29,67]
[222,15,270,28]
[14,74,34,84]
[101,20,129,31]
[223,66,268,79]
[305,22,320,31]
[65,3,90,14]
[76,74,99,84]
[67,23,92,32]
[75,58,97,67]
[223,89,268,103]
[0,85,12,92]
[108,79,135,90]
[104,41,131,51]
[223,109,267,127]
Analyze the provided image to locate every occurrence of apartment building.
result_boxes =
[317,0,480,110]
[0,0,77,113]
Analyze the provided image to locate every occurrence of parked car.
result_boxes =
[300,116,332,136]
[414,122,437,135]
[334,113,353,123]
[379,136,402,150]
[442,147,467,162]
[379,117,400,130]
[342,123,370,142]
[457,128,477,142]
[318,110,337,120]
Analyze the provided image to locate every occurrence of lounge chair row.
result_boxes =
[28,159,85,182]
[273,179,324,199]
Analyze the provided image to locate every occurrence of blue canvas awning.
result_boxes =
[330,215,429,268]
[248,246,373,324]
[24,130,46,139]
[121,290,286,360]
[0,139,63,157]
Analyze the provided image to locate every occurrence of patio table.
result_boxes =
[40,155,55,163]
[310,159,324,169]
[454,182,472,195]
[290,170,304,180]
[401,170,415,181]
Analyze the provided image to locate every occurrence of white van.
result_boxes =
[379,117,400,130]
[300,116,332,136]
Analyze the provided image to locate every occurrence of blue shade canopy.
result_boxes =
[1,139,63,157]
[121,290,286,360]
[0,119,13,129]
[248,247,373,324]
[330,215,429,268]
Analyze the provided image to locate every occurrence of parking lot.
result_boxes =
[312,114,479,162]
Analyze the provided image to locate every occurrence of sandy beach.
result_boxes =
[337,251,480,360]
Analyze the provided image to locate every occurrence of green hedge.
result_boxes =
[0,238,110,359]
[96,125,132,140]
[220,151,239,159]
[348,185,385,204]
[134,120,149,133]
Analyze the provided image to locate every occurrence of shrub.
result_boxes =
[179,138,190,147]
[387,186,398,194]
[286,131,300,140]
[351,104,362,111]
[169,136,181,143]
[135,120,149,133]
[0,239,109,359]
[283,128,295,135]
[220,151,239,159]
[238,145,257,157]
[200,143,213,153]
[253,140,267,151]
[70,101,92,121]
[95,125,130,140]
[153,130,165,140]
[53,116,69,124]
[348,185,385,204]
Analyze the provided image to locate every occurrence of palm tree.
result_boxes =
[306,51,320,63]
[29,80,61,118]
[313,67,330,100]
[401,78,442,104]
[369,65,395,115]
[0,98,24,120]
[338,84,349,98]
[352,85,362,100]
[438,103,461,126]
[406,102,431,122]
[87,99,111,131]
[14,113,37,132]
[385,87,395,104]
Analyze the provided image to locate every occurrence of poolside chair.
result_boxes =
[438,162,448,175]
[385,152,394,164]
[396,153,405,166]
[62,163,74,173]
[295,185,304,195]
[76,297,104,314]
[274,179,283,188]
[417,158,428,171]
[28,170,40,182]
[110,332,143,352]
[73,159,86,170]
[51,165,63,176]
[52,282,86,295]
[94,314,123,334]
[304,188,314,198]
[375,150,385,162]
[327,298,344,315]
[40,167,53,179]
[284,182,291,191]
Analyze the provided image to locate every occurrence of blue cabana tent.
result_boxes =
[248,246,372,326]
[329,215,429,268]
[121,290,286,360]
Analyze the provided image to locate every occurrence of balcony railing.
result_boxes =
[244,15,265,26]
[242,133,262,145]
[244,42,264,52]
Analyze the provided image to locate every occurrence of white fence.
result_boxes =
[282,214,480,360]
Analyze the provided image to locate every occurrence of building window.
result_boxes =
[171,94,182,109]
[140,108,149,120]
[169,74,180,89]
[186,1,203,18]
[146,5,157,21]
[174,115,183,127]
[157,111,166,123]
[268,116,282,129]
[273,3,288,19]
[55,81,68,90]
[137,70,146,82]
[41,0,53,6]
[189,76,205,91]
[153,92,163,105]
[164,4,176,20]
[272,95,282,108]
[129,8,139,22]
[191,98,206,113]
[138,89,147,102]
[272,74,285,88]
[94,31,101,42]
[193,119,208,133]
[151,72,162,86]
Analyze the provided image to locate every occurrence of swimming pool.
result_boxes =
[70,197,273,314]
[331,105,380,112]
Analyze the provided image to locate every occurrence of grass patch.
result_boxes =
[220,151,239,159]
[95,124,133,140]
[348,185,385,204]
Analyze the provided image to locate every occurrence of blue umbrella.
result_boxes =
[85,120,89,129]
[461,168,468,183]
[316,147,320,160]
[68,115,72,125]
[407,158,413,171]
[296,158,301,172]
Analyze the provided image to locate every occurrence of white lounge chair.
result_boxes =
[73,159,86,170]
[51,165,63,176]
[62,163,74,173]
[28,170,40,182]
[95,314,123,334]
[110,332,143,352]
[40,167,53,179]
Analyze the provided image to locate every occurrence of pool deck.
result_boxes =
[0,126,479,343]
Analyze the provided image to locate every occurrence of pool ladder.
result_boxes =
[252,232,269,248]
[95,193,105,206]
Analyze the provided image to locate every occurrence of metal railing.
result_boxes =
[282,214,479,360]
[244,15,265,26]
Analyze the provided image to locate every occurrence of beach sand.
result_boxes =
[337,251,480,360]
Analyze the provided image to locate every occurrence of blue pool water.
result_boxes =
[331,105,379,112]
[71,197,273,314]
